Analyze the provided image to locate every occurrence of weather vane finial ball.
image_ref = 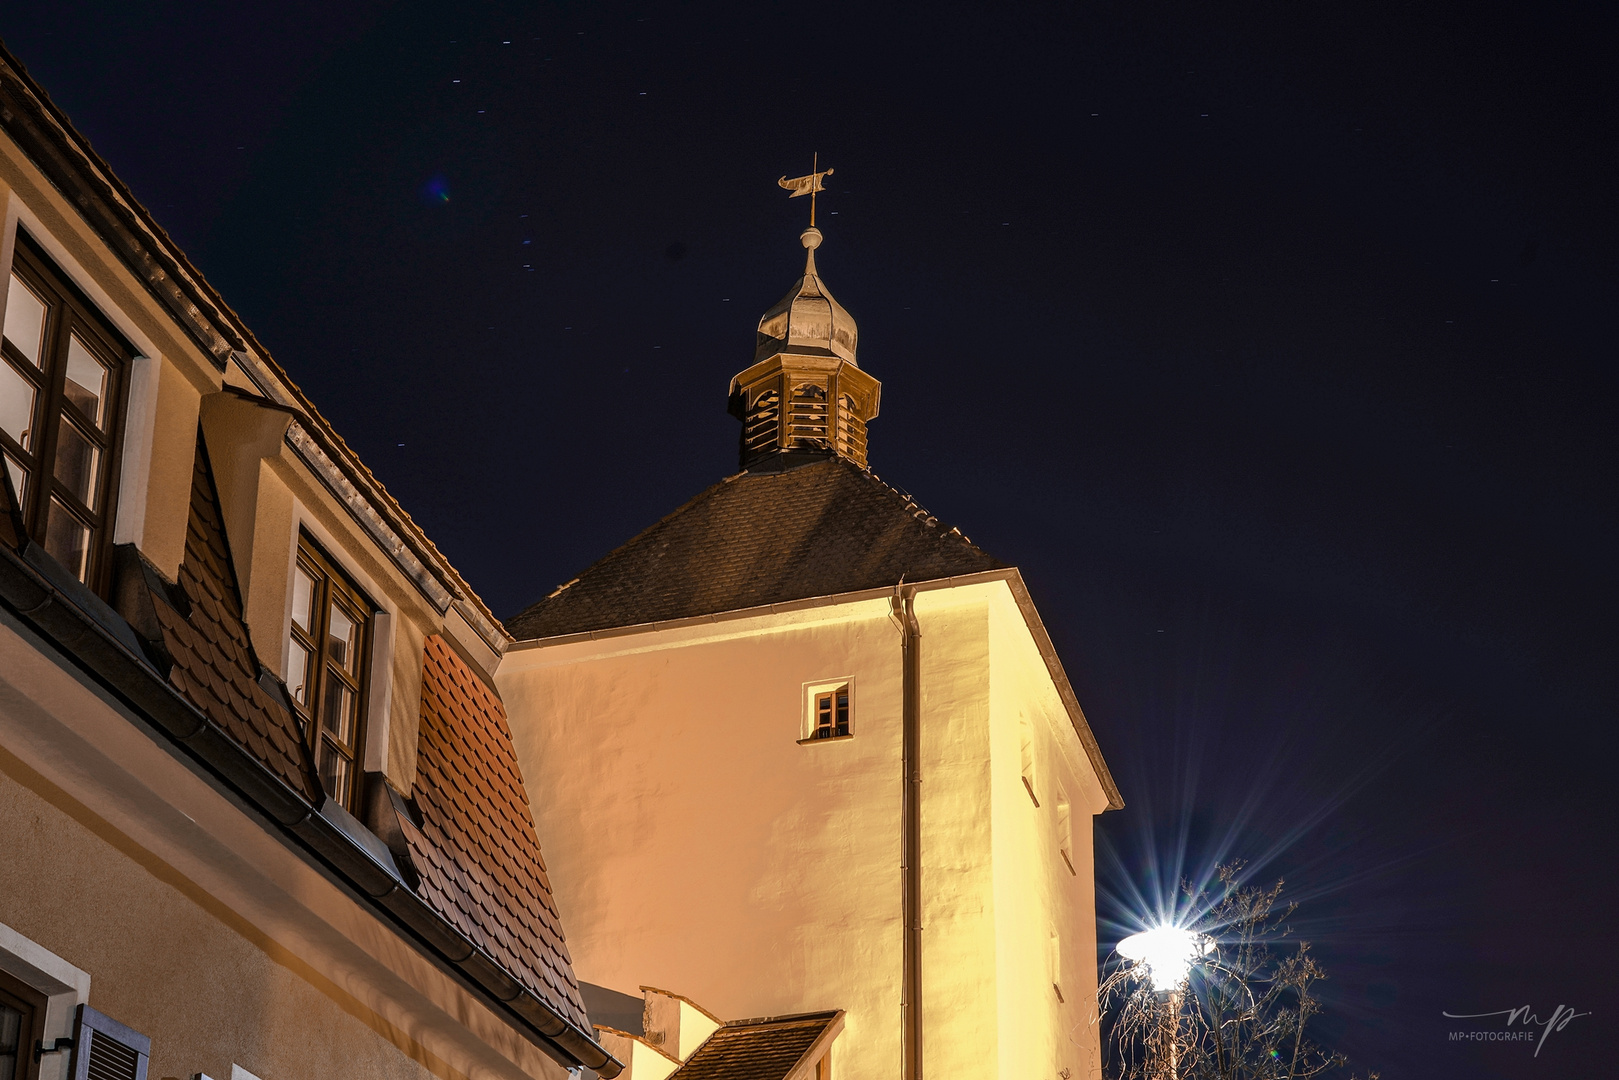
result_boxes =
[801,227,823,251]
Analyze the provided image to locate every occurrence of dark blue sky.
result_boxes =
[6,2,1614,1074]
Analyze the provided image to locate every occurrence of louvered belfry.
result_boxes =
[728,226,881,470]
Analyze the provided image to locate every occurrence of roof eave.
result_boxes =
[507,567,1123,810]
[0,40,512,656]
[0,540,622,1076]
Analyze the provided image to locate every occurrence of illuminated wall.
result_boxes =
[501,580,1110,1080]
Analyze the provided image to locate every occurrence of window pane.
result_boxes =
[0,359,36,450]
[286,641,311,707]
[52,414,100,509]
[2,454,25,506]
[321,675,355,744]
[291,565,316,632]
[0,1000,22,1074]
[3,274,46,366]
[327,604,358,672]
[317,739,351,804]
[43,496,90,580]
[64,335,108,427]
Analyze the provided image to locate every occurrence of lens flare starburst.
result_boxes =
[1117,925,1210,991]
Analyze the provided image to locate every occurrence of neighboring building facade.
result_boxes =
[0,43,616,1080]
[499,228,1123,1080]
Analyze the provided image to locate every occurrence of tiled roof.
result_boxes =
[0,42,509,645]
[408,635,591,1031]
[668,1013,840,1080]
[507,457,1004,639]
[123,432,591,1034]
[148,432,321,802]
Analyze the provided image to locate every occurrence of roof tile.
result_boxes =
[149,432,321,803]
[406,634,591,1031]
[506,457,1003,639]
[669,1013,839,1080]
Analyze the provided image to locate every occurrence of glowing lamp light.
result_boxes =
[1118,926,1210,992]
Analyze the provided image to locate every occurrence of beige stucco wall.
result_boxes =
[501,597,905,1078]
[0,615,570,1080]
[985,588,1106,1080]
[500,579,1107,1080]
[0,766,448,1080]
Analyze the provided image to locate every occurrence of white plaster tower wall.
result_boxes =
[499,580,1110,1080]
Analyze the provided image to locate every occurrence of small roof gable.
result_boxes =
[507,457,1003,640]
[668,1012,842,1080]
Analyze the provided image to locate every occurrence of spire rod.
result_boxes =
[777,155,834,229]
[812,151,818,227]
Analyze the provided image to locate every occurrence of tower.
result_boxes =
[500,175,1121,1080]
[728,227,882,469]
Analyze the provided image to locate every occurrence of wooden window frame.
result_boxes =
[801,679,854,743]
[0,231,132,594]
[0,968,46,1080]
[285,531,374,811]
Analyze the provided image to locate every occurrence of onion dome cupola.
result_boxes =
[728,226,882,470]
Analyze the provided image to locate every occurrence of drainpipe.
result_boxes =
[894,583,923,1080]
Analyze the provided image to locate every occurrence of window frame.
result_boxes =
[0,967,46,1080]
[1054,785,1076,876]
[285,530,375,811]
[800,678,855,743]
[1018,713,1040,807]
[0,231,133,593]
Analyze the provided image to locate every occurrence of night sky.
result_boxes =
[7,2,1614,1074]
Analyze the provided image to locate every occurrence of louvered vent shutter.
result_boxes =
[68,1005,150,1080]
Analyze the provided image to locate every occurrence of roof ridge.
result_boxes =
[843,458,991,554]
[720,1010,842,1028]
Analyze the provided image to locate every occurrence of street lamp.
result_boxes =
[1118,926,1209,1080]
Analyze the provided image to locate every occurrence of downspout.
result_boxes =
[894,583,923,1080]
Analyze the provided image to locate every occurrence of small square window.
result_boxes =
[802,679,854,742]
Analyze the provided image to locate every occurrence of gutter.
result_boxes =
[893,584,923,1080]
[0,540,621,1078]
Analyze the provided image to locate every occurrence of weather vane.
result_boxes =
[777,153,834,227]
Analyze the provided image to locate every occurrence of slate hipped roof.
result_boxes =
[507,457,1004,639]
